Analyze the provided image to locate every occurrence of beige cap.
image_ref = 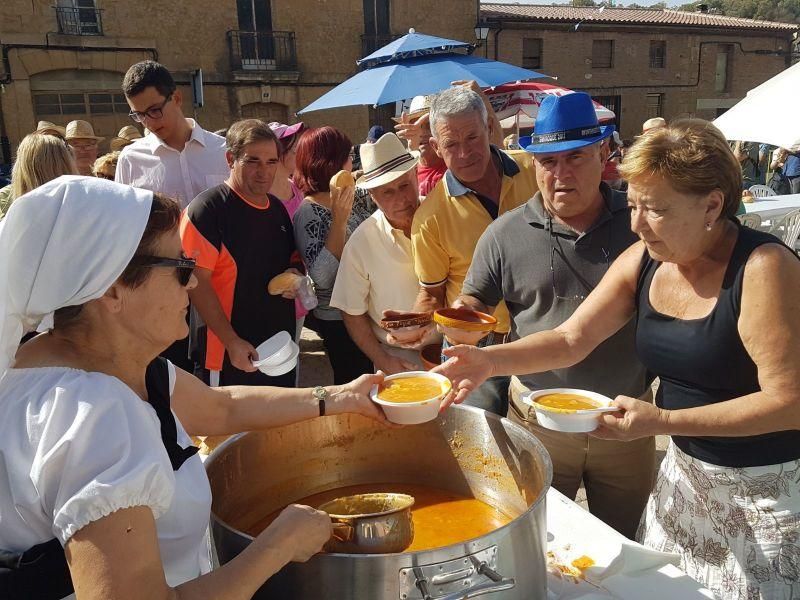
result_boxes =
[65,120,104,142]
[356,133,418,190]
[34,121,67,138]
[642,117,666,134]
[110,125,143,151]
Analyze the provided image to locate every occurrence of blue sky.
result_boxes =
[485,0,683,6]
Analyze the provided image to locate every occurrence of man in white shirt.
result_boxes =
[331,133,435,373]
[115,61,228,209]
[116,60,228,371]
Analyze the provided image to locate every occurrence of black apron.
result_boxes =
[0,358,199,599]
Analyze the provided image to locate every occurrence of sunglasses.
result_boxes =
[95,172,115,180]
[136,255,196,286]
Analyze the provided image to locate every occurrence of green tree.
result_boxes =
[677,0,800,22]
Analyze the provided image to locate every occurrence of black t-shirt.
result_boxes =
[636,224,800,467]
[182,183,301,372]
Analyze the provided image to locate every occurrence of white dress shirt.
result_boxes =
[115,119,228,208]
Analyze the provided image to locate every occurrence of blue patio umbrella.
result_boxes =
[298,53,549,114]
[357,30,472,68]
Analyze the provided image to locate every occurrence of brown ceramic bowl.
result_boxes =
[419,343,443,370]
[379,311,432,331]
[432,308,497,332]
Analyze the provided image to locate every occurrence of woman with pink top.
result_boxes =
[268,122,306,220]
[269,122,310,378]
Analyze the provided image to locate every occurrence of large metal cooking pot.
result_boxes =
[206,405,552,599]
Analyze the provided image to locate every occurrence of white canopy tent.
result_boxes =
[713,61,800,149]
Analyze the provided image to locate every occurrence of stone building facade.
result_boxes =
[0,0,478,161]
[480,4,798,140]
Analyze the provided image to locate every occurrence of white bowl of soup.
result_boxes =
[522,388,615,433]
[370,371,452,425]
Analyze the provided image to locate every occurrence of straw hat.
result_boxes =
[110,125,143,151]
[34,121,66,138]
[355,133,418,190]
[65,120,104,142]
[641,117,666,134]
[392,95,433,123]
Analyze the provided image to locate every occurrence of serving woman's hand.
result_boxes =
[433,345,495,410]
[592,395,669,441]
[329,372,397,426]
[260,504,332,562]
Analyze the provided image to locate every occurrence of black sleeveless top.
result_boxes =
[636,225,800,468]
[0,358,199,599]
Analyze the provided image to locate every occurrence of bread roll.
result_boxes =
[330,169,355,190]
[268,271,303,295]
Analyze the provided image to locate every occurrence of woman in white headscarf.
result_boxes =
[0,176,388,599]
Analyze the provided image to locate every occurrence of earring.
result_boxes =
[705,222,713,231]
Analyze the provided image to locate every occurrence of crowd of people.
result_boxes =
[0,58,797,600]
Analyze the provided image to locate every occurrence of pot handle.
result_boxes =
[414,562,515,600]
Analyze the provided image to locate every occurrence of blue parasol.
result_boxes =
[298,53,548,114]
[357,30,473,68]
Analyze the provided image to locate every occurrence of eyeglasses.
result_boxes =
[136,255,196,286]
[69,142,97,151]
[128,94,172,123]
[549,228,610,302]
[95,172,115,180]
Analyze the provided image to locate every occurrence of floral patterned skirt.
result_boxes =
[637,441,800,600]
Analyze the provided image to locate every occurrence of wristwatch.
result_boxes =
[313,386,329,417]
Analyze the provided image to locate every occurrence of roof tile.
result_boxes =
[480,4,799,31]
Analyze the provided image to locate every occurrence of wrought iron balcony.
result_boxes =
[54,6,103,36]
[227,30,297,72]
[361,34,402,58]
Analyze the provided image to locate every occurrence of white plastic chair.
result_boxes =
[748,184,776,198]
[737,213,762,229]
[770,208,800,251]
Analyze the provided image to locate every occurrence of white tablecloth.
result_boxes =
[546,488,713,599]
[744,193,800,219]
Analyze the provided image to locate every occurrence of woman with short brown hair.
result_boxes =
[437,119,800,599]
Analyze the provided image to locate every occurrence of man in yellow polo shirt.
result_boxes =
[410,86,538,414]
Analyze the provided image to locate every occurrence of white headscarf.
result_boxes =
[0,175,153,375]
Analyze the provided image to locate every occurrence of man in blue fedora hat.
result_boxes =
[451,92,656,538]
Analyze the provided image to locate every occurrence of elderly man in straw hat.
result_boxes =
[330,133,433,373]
[65,120,104,176]
[444,92,655,538]
[110,125,143,152]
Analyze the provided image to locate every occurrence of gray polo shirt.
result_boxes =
[462,184,650,398]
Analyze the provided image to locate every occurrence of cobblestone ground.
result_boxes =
[298,327,669,512]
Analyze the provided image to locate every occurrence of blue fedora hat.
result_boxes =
[524,92,614,154]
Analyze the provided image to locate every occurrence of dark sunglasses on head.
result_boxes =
[136,255,196,286]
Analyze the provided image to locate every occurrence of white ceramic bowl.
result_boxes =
[257,342,299,376]
[522,388,615,433]
[254,331,293,367]
[370,371,452,425]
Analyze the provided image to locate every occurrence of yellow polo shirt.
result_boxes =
[411,147,538,333]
